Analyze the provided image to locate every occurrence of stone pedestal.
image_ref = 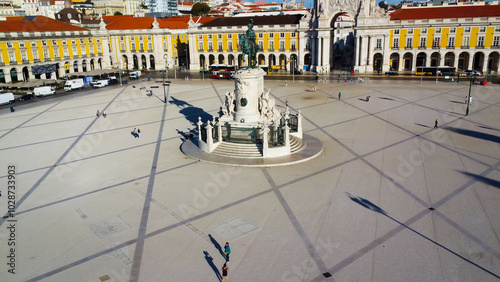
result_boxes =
[233,68,266,123]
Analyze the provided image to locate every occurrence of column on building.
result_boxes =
[297,31,306,69]
[188,32,198,70]
[359,35,369,70]
[317,36,323,69]
[310,34,317,71]
[482,53,489,73]
[355,35,362,68]
[322,33,331,71]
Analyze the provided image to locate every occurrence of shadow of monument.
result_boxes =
[444,126,500,144]
[169,96,213,139]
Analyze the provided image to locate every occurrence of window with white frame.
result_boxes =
[121,43,125,51]
[32,48,39,60]
[433,37,440,47]
[139,43,144,50]
[408,29,413,34]
[269,33,274,38]
[279,41,285,50]
[52,40,57,45]
[465,27,471,32]
[376,38,382,48]
[131,43,136,51]
[208,35,212,39]
[258,41,263,50]
[394,29,399,35]
[218,34,222,39]
[218,42,222,51]
[258,33,263,38]
[81,44,85,54]
[493,36,500,47]
[463,36,470,47]
[72,46,77,56]
[420,37,426,47]
[120,36,124,40]
[448,37,455,47]
[269,41,274,50]
[435,28,441,33]
[43,48,49,60]
[479,26,486,32]
[148,43,152,50]
[422,28,427,34]
[8,51,15,63]
[19,42,25,47]
[63,47,68,57]
[208,42,213,51]
[31,41,37,47]
[477,36,484,47]
[80,39,84,43]
[198,42,203,51]
[291,32,296,37]
[393,38,399,48]
[147,36,151,40]
[21,50,27,61]
[496,27,500,32]
[7,42,12,48]
[406,38,412,48]
[280,33,285,38]
[450,28,456,33]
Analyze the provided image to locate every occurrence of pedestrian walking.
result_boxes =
[285,81,288,87]
[285,99,288,107]
[102,110,106,118]
[221,263,229,282]
[338,75,340,83]
[434,119,438,129]
[132,128,137,138]
[224,242,231,261]
[137,128,141,139]
[96,110,101,118]
[338,92,341,100]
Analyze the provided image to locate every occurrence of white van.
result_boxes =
[92,80,108,88]
[34,86,55,97]
[0,92,15,105]
[129,71,142,79]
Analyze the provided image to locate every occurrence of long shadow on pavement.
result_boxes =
[209,234,226,260]
[204,251,222,281]
[347,193,500,279]
[444,126,500,144]
[459,171,500,190]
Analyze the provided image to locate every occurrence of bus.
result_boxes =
[416,67,456,76]
[209,64,236,79]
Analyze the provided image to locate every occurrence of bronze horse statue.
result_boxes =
[238,33,258,69]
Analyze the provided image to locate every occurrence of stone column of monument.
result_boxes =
[232,68,266,124]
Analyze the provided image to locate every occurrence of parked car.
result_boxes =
[385,71,398,76]
[462,70,482,76]
[17,94,35,101]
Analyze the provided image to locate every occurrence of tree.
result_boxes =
[192,2,210,17]
[114,11,123,16]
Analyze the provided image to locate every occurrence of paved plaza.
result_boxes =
[0,77,499,282]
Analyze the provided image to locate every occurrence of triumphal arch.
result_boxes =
[300,0,388,73]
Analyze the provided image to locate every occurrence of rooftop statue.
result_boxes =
[238,19,259,69]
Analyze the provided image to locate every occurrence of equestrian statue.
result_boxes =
[239,19,259,69]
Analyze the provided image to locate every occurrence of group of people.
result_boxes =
[132,128,141,139]
[96,110,107,118]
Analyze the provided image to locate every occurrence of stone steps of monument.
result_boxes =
[212,142,263,158]
[290,136,305,154]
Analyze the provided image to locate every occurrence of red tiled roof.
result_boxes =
[105,17,156,30]
[0,16,87,32]
[102,15,134,24]
[390,4,500,21]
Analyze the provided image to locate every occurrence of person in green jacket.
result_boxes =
[224,242,231,262]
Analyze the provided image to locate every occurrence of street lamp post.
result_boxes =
[436,53,440,83]
[466,74,476,116]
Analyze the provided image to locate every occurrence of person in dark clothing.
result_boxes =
[222,263,229,282]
